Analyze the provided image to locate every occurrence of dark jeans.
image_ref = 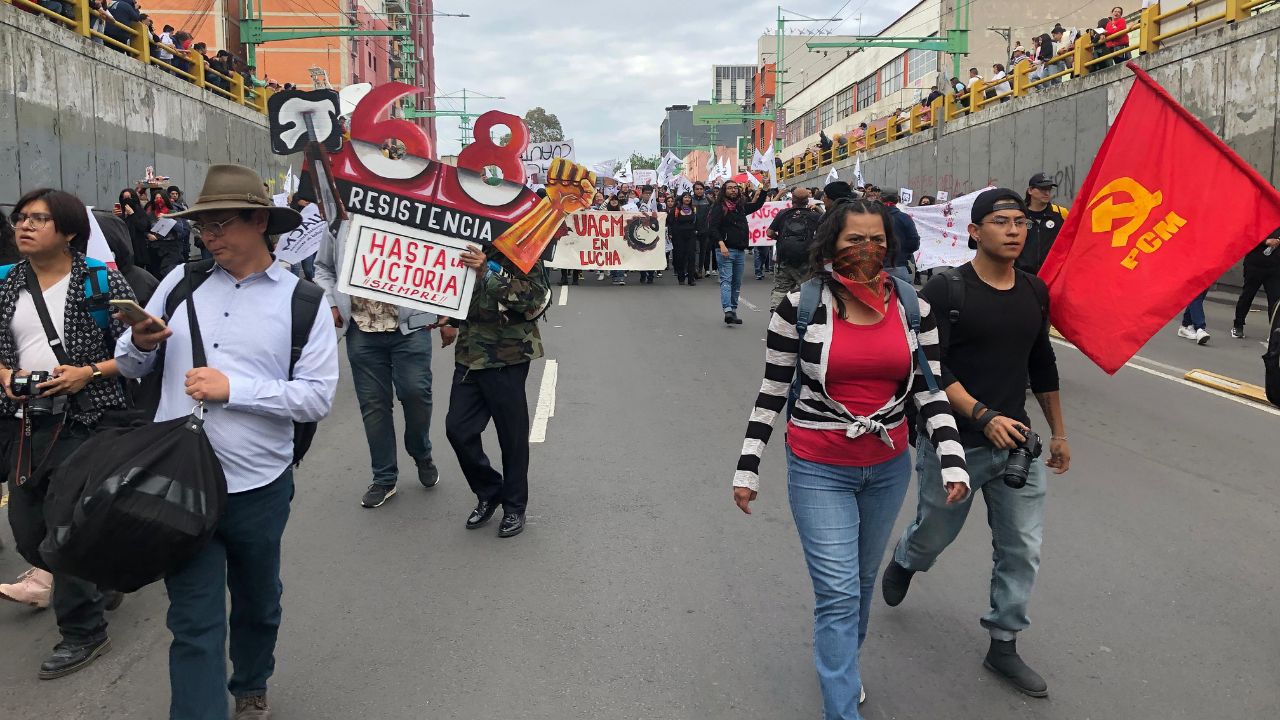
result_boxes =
[1234,265,1280,329]
[165,470,294,720]
[697,231,718,275]
[673,233,698,281]
[5,419,107,644]
[753,247,774,277]
[1183,290,1208,330]
[445,362,531,514]
[345,326,434,487]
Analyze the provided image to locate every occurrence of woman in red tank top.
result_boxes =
[734,200,969,719]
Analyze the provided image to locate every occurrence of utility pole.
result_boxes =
[401,89,505,147]
[988,26,1012,65]
[774,7,843,154]
[802,0,971,79]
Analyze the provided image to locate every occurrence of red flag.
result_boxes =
[1039,63,1280,374]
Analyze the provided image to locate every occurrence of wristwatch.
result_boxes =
[88,363,103,382]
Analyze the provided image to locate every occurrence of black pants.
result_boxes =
[445,362,531,514]
[673,233,698,282]
[4,418,108,644]
[1234,265,1280,328]
[697,231,717,274]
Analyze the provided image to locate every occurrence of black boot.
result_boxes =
[984,638,1048,698]
[724,312,734,324]
[39,637,111,680]
[881,560,915,607]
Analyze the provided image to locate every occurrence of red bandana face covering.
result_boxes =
[830,243,889,315]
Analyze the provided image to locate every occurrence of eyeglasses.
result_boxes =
[10,212,53,229]
[190,216,240,238]
[981,217,1031,229]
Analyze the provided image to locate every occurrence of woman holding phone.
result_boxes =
[733,200,969,719]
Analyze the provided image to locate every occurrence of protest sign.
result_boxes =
[903,187,992,270]
[545,211,667,270]
[521,139,576,180]
[748,201,788,247]
[150,217,177,237]
[899,188,914,205]
[337,213,478,316]
[276,203,327,265]
[633,169,657,187]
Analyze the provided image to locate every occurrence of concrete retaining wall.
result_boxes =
[0,2,287,208]
[792,10,1280,208]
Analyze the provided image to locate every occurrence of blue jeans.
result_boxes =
[346,326,434,486]
[787,448,913,720]
[718,248,746,312]
[894,435,1046,640]
[165,471,294,720]
[1182,290,1208,330]
[753,247,773,276]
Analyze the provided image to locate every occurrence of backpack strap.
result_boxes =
[288,279,325,379]
[938,266,966,326]
[163,259,217,322]
[0,264,15,284]
[787,278,823,417]
[83,257,111,330]
[889,274,940,393]
[1017,269,1051,326]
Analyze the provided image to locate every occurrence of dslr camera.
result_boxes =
[1002,427,1042,489]
[11,370,57,416]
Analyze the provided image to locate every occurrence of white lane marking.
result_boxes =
[1050,338,1280,417]
[742,299,760,312]
[529,359,559,442]
[557,285,568,306]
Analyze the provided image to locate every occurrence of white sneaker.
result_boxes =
[1195,328,1210,345]
[1177,325,1196,340]
[860,685,867,705]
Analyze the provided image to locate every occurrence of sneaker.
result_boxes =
[1176,325,1196,340]
[0,568,52,609]
[596,271,605,281]
[860,686,867,705]
[656,271,663,278]
[233,694,271,719]
[1195,328,1210,345]
[1231,325,1246,339]
[416,459,439,489]
[360,484,396,508]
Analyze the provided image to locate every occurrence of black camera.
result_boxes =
[1002,428,1042,489]
[11,370,51,397]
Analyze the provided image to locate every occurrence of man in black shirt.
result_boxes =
[883,188,1071,699]
[765,187,821,312]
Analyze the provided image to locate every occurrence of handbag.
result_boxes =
[40,265,228,592]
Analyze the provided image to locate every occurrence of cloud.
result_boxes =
[432,0,916,166]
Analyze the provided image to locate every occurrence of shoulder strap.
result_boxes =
[82,258,111,330]
[288,279,325,379]
[23,270,71,367]
[889,274,940,393]
[939,266,966,325]
[788,278,823,417]
[164,259,216,322]
[183,264,208,368]
[1017,269,1050,324]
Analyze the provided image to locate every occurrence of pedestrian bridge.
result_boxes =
[0,0,284,207]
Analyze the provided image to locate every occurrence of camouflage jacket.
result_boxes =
[454,261,551,370]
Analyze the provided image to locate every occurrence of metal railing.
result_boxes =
[779,0,1272,181]
[2,0,272,115]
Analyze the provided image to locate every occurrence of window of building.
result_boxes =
[880,55,904,96]
[818,98,834,131]
[836,87,853,119]
[857,75,876,110]
[907,45,939,87]
[802,109,817,137]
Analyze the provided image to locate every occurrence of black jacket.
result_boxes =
[706,194,767,251]
[668,207,696,239]
[885,205,921,268]
[691,195,712,234]
[1016,202,1069,274]
[95,210,160,305]
[1244,227,1280,272]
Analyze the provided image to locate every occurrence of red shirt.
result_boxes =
[788,294,911,466]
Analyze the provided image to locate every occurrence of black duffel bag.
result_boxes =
[39,266,227,592]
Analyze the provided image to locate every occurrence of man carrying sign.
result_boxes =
[442,246,551,539]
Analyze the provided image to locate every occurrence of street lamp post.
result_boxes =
[774,7,842,154]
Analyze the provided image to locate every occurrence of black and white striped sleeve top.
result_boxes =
[734,282,969,492]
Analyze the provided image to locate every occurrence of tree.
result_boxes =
[523,107,565,143]
[627,152,659,170]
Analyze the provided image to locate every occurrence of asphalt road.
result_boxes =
[1,270,1278,720]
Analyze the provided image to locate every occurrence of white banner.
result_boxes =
[337,213,479,317]
[276,203,327,265]
[748,201,789,247]
[632,169,657,187]
[903,186,993,270]
[521,139,576,182]
[546,211,667,270]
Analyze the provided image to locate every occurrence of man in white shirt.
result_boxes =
[118,165,338,720]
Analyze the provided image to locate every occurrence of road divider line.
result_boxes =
[529,359,558,443]
[742,299,760,312]
[1050,338,1280,417]
[557,285,568,306]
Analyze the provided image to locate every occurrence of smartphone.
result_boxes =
[110,299,165,327]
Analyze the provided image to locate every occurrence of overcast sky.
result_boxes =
[432,0,915,167]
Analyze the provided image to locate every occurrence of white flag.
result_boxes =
[854,155,865,188]
[826,167,839,184]
[615,160,633,184]
[745,172,762,188]
[83,207,117,267]
[761,146,778,188]
[593,159,619,179]
[749,149,768,173]
[286,165,299,194]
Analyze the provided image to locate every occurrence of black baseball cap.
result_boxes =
[823,181,853,203]
[1028,172,1058,189]
[970,188,1027,225]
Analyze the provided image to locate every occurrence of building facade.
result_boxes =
[711,64,756,105]
[659,101,749,158]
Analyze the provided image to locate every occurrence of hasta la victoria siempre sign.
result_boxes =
[268,82,597,317]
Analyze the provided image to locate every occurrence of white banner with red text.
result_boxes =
[903,187,992,270]
[748,201,789,247]
[337,214,479,317]
[545,211,667,271]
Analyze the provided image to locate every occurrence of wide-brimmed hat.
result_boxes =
[169,164,301,235]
